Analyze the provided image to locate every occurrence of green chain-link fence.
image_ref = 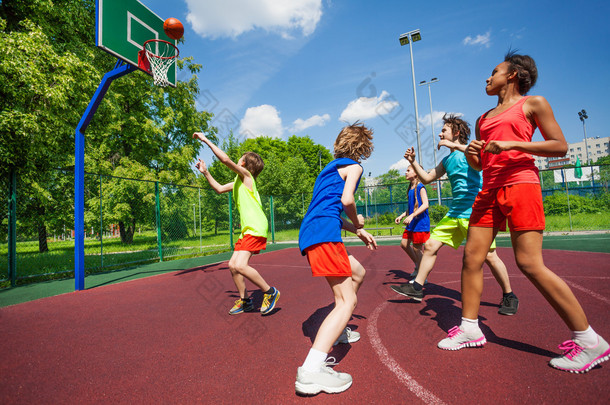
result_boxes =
[2,164,609,288]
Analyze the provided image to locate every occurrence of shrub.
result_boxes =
[429,204,449,223]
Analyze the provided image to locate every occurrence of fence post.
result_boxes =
[8,169,17,287]
[228,192,233,248]
[270,196,275,243]
[563,169,573,232]
[155,182,163,261]
[99,174,104,270]
[198,188,202,253]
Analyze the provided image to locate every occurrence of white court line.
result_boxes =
[368,300,447,405]
[564,280,610,305]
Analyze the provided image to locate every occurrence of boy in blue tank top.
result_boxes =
[295,123,377,396]
[391,115,518,316]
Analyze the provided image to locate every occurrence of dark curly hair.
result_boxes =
[504,50,538,95]
[442,114,471,145]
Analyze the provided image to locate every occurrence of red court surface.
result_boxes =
[1,245,609,404]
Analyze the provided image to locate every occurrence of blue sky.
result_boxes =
[140,0,610,176]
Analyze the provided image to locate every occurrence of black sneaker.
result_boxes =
[498,294,519,315]
[390,283,423,301]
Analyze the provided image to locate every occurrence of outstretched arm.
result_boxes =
[193,132,252,182]
[195,159,234,194]
[404,147,445,183]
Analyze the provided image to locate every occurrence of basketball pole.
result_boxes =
[74,59,137,290]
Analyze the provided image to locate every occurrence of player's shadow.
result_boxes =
[420,296,557,358]
[384,269,415,285]
[301,303,365,362]
[175,263,227,275]
[388,282,499,309]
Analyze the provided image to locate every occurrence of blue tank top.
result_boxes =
[442,151,482,218]
[406,183,430,232]
[299,158,362,255]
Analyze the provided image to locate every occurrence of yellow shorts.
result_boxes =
[431,216,496,250]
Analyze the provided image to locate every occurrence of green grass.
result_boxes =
[1,213,609,288]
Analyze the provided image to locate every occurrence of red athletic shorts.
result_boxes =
[469,183,545,232]
[402,230,430,244]
[305,242,351,277]
[234,234,267,254]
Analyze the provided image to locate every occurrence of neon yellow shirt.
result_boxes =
[233,174,268,239]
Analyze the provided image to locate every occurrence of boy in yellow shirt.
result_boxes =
[193,132,279,315]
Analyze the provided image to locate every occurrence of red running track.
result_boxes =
[1,246,609,404]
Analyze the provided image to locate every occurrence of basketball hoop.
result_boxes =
[139,39,179,87]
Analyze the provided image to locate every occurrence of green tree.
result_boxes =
[1,0,217,247]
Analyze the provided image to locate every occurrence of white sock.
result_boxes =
[301,348,327,372]
[572,326,598,348]
[460,317,479,333]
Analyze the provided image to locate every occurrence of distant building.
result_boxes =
[534,136,610,170]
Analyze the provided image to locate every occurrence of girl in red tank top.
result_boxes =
[437,51,609,374]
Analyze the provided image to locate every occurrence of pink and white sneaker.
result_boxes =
[549,336,610,373]
[438,326,487,350]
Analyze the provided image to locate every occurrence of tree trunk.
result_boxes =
[119,220,135,244]
[38,223,49,253]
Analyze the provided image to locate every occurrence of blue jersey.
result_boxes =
[299,158,362,255]
[406,183,430,232]
[442,151,482,218]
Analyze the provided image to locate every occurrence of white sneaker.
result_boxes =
[438,326,486,350]
[549,336,610,373]
[334,327,360,346]
[295,358,352,395]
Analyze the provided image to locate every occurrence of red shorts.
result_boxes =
[234,234,267,254]
[469,183,545,232]
[402,230,430,244]
[305,242,351,277]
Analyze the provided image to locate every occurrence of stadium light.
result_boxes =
[578,109,589,163]
[399,29,423,160]
[419,78,441,205]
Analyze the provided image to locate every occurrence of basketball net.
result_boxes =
[143,40,179,87]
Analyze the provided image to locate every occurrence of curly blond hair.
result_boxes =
[334,122,374,161]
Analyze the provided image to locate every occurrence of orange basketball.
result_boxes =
[163,18,184,40]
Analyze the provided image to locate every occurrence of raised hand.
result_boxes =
[195,158,208,174]
[192,132,208,142]
[403,147,416,163]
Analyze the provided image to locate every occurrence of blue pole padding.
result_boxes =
[74,60,137,291]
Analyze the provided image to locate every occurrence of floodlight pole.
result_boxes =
[419,78,441,205]
[74,59,137,290]
[399,29,422,160]
[578,109,589,164]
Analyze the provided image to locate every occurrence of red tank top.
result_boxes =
[478,96,540,189]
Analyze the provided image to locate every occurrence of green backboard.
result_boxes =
[96,0,177,86]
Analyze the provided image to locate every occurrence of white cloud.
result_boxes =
[339,91,400,122]
[463,31,491,48]
[389,158,410,172]
[290,114,330,133]
[186,0,323,39]
[420,111,450,134]
[239,105,283,138]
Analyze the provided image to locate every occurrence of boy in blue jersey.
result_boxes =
[295,122,377,396]
[391,114,518,315]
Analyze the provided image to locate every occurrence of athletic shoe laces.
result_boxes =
[557,340,583,360]
[447,326,463,338]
